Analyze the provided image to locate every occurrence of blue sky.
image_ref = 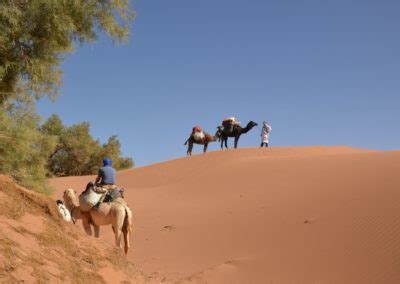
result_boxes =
[37,0,400,166]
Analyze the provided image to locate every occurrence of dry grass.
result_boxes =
[0,186,27,220]
[105,247,131,270]
[0,235,23,281]
[0,176,61,221]
[0,175,142,283]
[11,225,32,236]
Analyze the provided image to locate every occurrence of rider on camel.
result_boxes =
[94,158,117,204]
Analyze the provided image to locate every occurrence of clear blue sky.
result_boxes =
[37,0,400,166]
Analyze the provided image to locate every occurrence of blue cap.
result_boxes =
[103,158,112,166]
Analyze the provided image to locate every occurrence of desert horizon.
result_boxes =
[2,0,400,282]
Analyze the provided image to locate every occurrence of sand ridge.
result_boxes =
[50,146,400,283]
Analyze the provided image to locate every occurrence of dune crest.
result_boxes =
[51,146,400,283]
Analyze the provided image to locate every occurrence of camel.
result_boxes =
[219,121,258,149]
[63,186,133,254]
[184,127,222,156]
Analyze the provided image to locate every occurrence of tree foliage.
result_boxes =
[0,1,135,193]
[0,0,134,104]
[0,99,57,194]
[41,114,133,177]
[0,105,134,193]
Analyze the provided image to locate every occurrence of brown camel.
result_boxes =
[63,186,133,254]
[184,127,222,156]
[220,121,258,149]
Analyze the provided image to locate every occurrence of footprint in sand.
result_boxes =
[162,225,175,231]
[304,218,317,224]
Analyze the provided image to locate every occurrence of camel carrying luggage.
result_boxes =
[222,117,240,127]
[222,117,240,132]
[192,131,205,141]
[192,125,205,141]
[79,187,103,212]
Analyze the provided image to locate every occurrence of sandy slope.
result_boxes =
[0,176,148,283]
[51,146,400,283]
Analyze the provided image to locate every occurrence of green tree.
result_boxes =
[46,121,101,176]
[0,100,56,194]
[41,114,65,137]
[42,116,133,177]
[101,135,134,170]
[0,0,134,104]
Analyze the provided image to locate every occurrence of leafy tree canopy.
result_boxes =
[0,99,57,194]
[42,114,134,177]
[0,0,134,104]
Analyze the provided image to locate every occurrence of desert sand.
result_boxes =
[50,146,400,283]
[0,175,148,283]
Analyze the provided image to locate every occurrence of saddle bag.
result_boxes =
[104,188,124,203]
[79,188,102,212]
[193,131,205,141]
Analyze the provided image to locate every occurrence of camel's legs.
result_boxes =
[82,217,92,236]
[94,225,100,238]
[113,217,124,248]
[122,208,132,255]
[224,138,228,149]
[203,143,208,153]
[123,222,130,254]
[234,136,240,148]
[187,141,193,156]
[118,231,123,248]
[113,223,123,248]
[123,231,129,254]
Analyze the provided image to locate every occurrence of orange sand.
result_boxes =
[50,146,400,283]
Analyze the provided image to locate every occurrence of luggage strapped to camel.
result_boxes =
[79,190,100,212]
[192,125,205,141]
[79,183,122,212]
[222,117,240,131]
[192,126,202,133]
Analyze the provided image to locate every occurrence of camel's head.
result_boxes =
[216,126,223,137]
[248,121,258,128]
[63,188,79,208]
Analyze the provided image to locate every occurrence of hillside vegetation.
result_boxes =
[0,175,146,283]
[0,103,133,194]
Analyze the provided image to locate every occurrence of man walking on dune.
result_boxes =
[260,121,272,147]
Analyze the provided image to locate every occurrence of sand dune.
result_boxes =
[0,176,148,283]
[51,146,400,283]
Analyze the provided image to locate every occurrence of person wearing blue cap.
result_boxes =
[94,158,117,204]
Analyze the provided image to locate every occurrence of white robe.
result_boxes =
[261,125,272,143]
[57,203,72,222]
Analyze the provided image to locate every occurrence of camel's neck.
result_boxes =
[64,197,80,218]
[210,134,219,141]
[241,124,253,134]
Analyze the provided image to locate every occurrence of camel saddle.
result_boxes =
[103,188,124,203]
[192,126,202,133]
[79,187,102,212]
[222,117,240,128]
[192,125,205,141]
[192,131,205,142]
